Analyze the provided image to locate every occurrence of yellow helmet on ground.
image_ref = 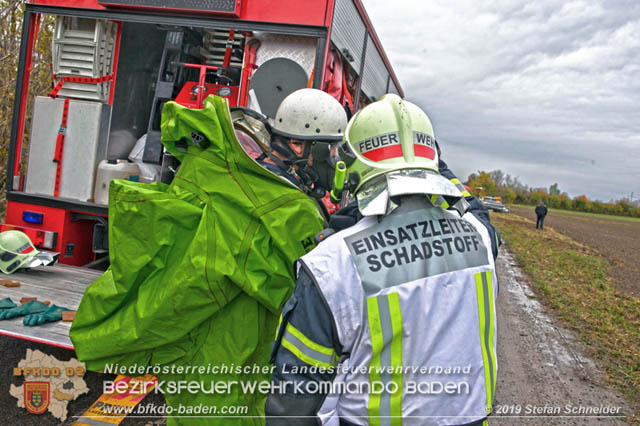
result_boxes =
[0,230,39,274]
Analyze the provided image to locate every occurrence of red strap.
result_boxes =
[30,14,42,73]
[222,30,235,68]
[307,67,315,89]
[48,74,113,98]
[53,98,70,197]
[342,69,353,111]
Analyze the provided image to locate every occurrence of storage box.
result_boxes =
[25,96,111,202]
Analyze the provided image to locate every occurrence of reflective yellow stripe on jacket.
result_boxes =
[475,270,496,414]
[451,178,472,197]
[367,292,403,426]
[281,323,337,369]
[430,194,450,209]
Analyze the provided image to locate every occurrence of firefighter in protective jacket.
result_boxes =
[266,94,500,426]
[70,95,329,426]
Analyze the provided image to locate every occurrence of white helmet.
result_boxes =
[272,88,347,141]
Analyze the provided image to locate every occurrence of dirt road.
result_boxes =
[494,247,633,425]
[507,206,640,297]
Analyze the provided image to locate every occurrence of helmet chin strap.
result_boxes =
[293,142,326,197]
[265,151,296,177]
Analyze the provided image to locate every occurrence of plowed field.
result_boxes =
[506,205,640,297]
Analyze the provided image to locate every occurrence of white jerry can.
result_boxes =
[93,159,141,205]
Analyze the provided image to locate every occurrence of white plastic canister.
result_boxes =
[93,160,141,205]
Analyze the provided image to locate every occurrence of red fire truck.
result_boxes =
[5,0,403,268]
[1,0,403,348]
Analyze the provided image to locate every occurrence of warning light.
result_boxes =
[22,211,44,225]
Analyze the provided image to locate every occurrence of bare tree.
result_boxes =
[489,169,505,187]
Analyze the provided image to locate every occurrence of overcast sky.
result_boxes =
[363,0,640,202]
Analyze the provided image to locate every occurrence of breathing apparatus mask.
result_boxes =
[269,135,340,198]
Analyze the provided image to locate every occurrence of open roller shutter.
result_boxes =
[361,34,389,100]
[330,0,366,73]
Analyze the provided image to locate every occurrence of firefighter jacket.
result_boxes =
[266,196,498,426]
[70,95,325,426]
[535,205,548,217]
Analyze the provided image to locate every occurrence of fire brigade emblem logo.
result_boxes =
[24,381,50,414]
[10,349,89,421]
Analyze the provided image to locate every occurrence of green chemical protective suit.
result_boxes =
[70,95,325,425]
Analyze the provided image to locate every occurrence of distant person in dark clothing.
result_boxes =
[535,201,548,229]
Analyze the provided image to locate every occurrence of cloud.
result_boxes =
[363,0,640,201]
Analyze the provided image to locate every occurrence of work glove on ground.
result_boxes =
[0,297,17,310]
[23,304,71,326]
[0,300,47,320]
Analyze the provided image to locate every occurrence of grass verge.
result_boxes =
[492,213,640,419]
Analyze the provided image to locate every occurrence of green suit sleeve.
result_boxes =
[71,95,326,375]
[70,181,240,365]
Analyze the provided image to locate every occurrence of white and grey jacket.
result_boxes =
[266,194,499,426]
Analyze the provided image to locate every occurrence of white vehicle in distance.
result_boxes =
[480,196,510,213]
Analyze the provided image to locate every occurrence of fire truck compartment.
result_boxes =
[6,1,403,268]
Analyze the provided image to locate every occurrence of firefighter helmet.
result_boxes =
[339,94,462,198]
[272,88,347,141]
[0,230,39,274]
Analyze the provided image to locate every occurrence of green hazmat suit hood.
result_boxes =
[70,95,326,425]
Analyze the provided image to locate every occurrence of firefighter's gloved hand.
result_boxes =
[0,297,17,310]
[0,300,47,320]
[23,304,71,326]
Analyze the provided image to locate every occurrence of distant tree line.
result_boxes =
[466,170,640,218]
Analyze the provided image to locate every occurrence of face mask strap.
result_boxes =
[271,136,297,160]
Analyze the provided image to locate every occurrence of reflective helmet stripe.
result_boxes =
[363,145,404,161]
